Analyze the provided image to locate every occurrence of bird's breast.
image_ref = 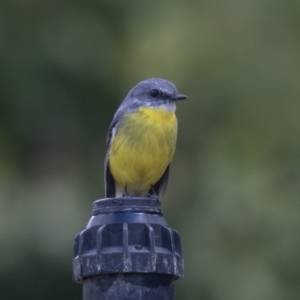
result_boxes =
[109,107,178,190]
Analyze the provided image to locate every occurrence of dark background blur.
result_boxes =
[1,1,300,299]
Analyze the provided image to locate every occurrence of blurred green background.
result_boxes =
[1,0,300,299]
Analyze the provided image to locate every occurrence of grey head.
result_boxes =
[119,78,187,112]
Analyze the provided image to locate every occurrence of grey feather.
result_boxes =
[104,110,124,198]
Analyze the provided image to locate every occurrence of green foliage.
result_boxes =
[1,1,300,299]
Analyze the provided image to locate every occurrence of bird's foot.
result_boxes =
[149,185,159,198]
[121,184,129,197]
[145,193,159,201]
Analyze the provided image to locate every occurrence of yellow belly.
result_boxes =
[109,107,177,196]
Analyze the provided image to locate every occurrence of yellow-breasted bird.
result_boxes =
[104,78,187,198]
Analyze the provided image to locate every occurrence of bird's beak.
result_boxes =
[174,94,188,101]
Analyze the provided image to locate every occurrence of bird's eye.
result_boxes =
[150,89,159,99]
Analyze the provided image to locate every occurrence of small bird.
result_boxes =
[104,78,187,199]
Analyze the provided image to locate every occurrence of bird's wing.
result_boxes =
[104,111,123,198]
[151,164,170,197]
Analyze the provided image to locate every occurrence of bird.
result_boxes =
[104,78,187,199]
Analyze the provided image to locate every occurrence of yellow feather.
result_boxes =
[109,106,177,196]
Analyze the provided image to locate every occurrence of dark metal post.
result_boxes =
[73,197,184,300]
